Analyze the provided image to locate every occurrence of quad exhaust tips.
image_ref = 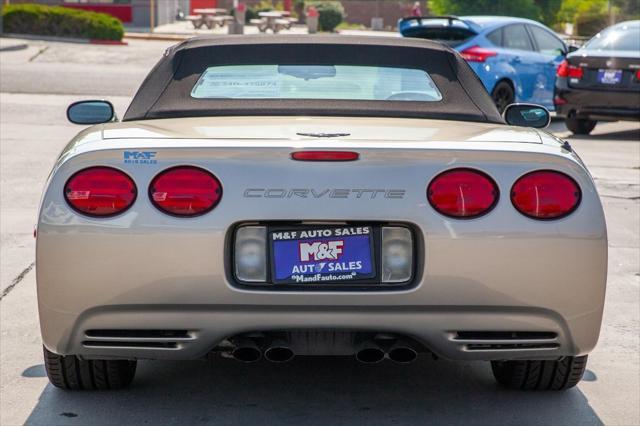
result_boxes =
[228,336,417,364]
[264,340,295,363]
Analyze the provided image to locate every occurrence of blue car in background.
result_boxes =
[399,16,571,112]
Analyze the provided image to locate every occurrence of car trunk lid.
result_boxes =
[102,116,542,144]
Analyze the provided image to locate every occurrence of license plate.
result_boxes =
[598,69,622,84]
[270,226,375,284]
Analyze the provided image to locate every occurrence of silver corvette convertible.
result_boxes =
[37,36,607,391]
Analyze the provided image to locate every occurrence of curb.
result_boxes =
[1,33,127,45]
[124,32,191,41]
[90,39,128,45]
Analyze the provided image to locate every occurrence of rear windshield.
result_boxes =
[191,65,442,102]
[585,24,640,51]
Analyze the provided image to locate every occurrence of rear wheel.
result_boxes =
[565,117,597,135]
[491,355,588,390]
[491,81,515,113]
[43,346,136,390]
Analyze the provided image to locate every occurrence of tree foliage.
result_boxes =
[533,0,562,26]
[429,0,541,21]
[427,0,635,35]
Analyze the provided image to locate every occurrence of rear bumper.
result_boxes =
[39,304,600,361]
[36,143,608,362]
[37,217,607,362]
[555,79,640,120]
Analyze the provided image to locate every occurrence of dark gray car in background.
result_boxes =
[555,20,640,134]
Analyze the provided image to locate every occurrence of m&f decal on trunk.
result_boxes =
[123,151,157,165]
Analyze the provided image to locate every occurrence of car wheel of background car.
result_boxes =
[43,346,136,390]
[491,355,588,390]
[491,81,515,113]
[565,117,597,135]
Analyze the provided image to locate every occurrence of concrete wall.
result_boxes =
[131,0,181,27]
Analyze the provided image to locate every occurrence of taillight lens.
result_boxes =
[635,70,640,81]
[460,46,498,63]
[64,167,136,217]
[557,60,583,79]
[427,168,499,218]
[553,95,567,106]
[511,170,581,219]
[150,166,222,216]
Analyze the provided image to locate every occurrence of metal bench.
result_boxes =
[205,15,235,28]
[251,18,269,32]
[283,17,298,30]
[272,18,290,33]
[186,15,205,29]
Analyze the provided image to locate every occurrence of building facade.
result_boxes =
[8,0,421,30]
[7,0,191,28]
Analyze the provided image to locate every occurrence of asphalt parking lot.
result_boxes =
[1,39,639,426]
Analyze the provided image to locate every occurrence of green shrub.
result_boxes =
[2,4,124,41]
[307,1,344,32]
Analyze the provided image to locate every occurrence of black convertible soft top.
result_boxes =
[123,35,503,124]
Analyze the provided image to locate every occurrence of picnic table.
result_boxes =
[187,8,233,30]
[251,11,297,33]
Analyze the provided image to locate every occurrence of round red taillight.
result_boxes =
[511,170,581,219]
[64,167,136,217]
[427,168,499,218]
[149,166,222,217]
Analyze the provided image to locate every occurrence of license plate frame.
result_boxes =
[269,225,377,285]
[598,69,622,84]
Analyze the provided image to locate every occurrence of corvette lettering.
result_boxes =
[244,188,405,199]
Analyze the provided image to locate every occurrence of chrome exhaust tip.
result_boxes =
[355,342,385,364]
[231,338,262,363]
[264,340,295,363]
[387,341,418,364]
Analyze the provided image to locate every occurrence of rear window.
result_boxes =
[191,65,442,102]
[585,24,640,51]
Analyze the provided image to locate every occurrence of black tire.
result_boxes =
[565,117,597,135]
[43,346,136,390]
[491,81,515,113]
[491,355,588,391]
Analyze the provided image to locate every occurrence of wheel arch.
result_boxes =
[490,77,515,97]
